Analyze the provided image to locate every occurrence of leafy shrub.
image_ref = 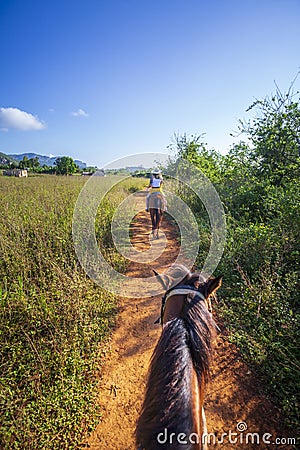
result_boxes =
[166,98,300,434]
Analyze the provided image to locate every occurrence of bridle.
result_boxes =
[160,286,211,325]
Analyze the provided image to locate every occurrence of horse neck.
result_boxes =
[136,308,213,450]
[181,295,215,384]
[136,318,195,449]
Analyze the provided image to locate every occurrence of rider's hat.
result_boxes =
[152,169,161,175]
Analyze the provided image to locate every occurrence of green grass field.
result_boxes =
[1,168,299,447]
[0,174,145,449]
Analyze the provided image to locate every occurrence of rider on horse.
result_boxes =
[146,169,165,211]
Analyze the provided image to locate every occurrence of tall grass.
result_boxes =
[0,174,144,449]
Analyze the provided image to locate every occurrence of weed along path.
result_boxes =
[85,194,293,450]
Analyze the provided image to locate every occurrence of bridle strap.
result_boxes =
[161,288,209,324]
[164,288,205,303]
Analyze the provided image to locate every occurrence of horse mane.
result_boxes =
[136,293,216,450]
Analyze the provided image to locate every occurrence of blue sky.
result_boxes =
[0,0,299,167]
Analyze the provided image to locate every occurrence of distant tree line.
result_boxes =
[0,155,98,175]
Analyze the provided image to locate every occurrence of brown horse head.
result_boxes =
[154,265,222,319]
[136,266,223,450]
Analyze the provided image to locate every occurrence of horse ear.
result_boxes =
[153,270,168,290]
[206,275,223,297]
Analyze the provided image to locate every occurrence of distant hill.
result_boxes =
[9,153,87,169]
[125,165,148,172]
[0,152,18,165]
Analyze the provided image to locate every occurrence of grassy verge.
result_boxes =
[0,174,144,449]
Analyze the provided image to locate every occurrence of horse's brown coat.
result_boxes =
[162,294,185,325]
[136,271,221,449]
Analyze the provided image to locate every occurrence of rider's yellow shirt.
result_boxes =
[151,186,162,192]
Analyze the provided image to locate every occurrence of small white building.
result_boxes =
[3,169,28,177]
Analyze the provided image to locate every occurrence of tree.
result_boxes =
[19,156,40,170]
[239,79,300,185]
[19,156,29,169]
[30,156,40,169]
[166,133,222,182]
[54,156,78,175]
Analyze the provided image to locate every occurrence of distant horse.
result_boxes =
[136,266,222,450]
[148,192,165,239]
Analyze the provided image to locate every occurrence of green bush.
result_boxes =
[166,100,300,434]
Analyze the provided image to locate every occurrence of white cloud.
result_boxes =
[0,107,45,131]
[71,108,89,117]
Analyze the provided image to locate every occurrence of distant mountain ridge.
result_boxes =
[8,153,87,168]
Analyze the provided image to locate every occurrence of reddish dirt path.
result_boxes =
[85,199,294,450]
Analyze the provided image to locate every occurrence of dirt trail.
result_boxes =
[85,195,293,450]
